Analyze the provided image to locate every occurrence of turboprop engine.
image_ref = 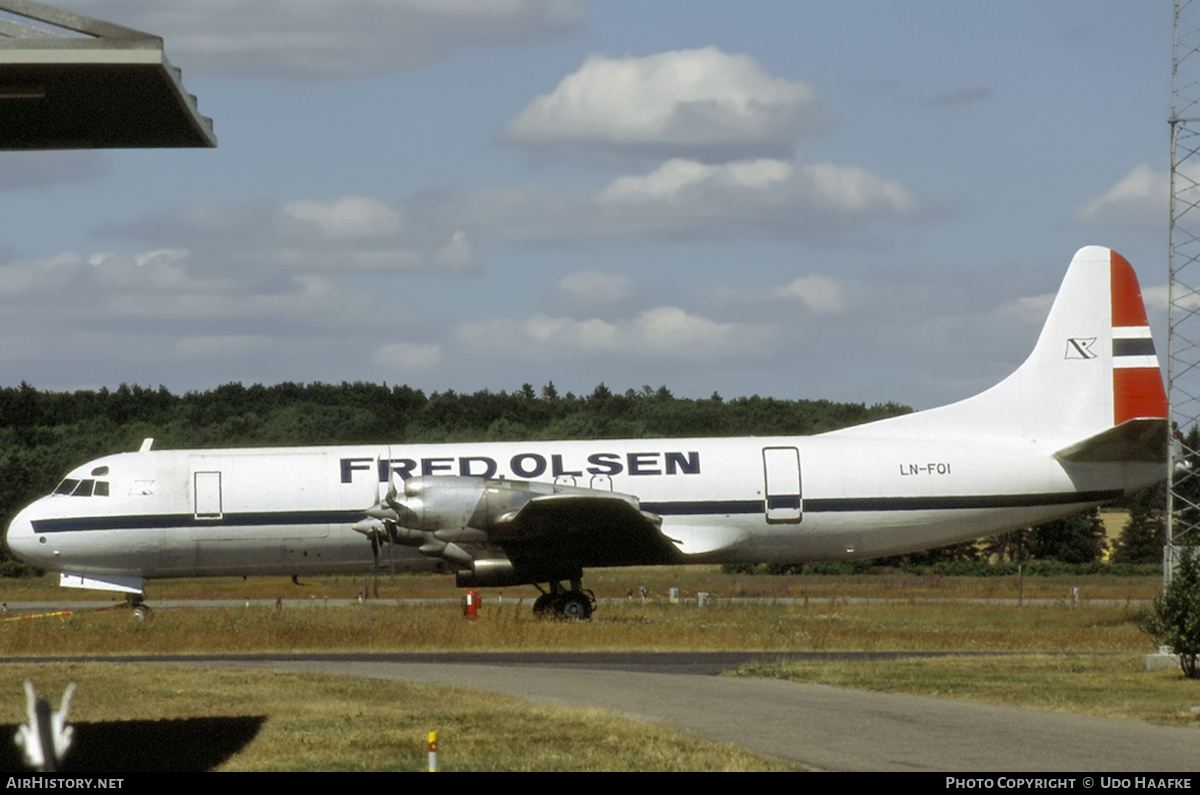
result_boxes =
[351,473,653,581]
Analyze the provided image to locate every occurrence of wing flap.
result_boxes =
[60,571,143,594]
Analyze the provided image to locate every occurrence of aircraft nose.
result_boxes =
[5,504,47,568]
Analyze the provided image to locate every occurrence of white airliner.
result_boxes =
[5,247,1169,618]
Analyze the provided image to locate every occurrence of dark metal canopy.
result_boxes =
[0,0,215,149]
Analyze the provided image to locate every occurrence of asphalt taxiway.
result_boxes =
[130,652,1200,772]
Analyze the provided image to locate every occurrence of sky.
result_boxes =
[0,1,1176,410]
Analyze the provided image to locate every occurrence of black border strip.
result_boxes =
[1113,337,1156,356]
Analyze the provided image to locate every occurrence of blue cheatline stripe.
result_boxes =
[643,490,1120,516]
[31,510,365,533]
[29,489,1121,534]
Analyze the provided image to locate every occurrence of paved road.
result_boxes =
[167,652,1200,772]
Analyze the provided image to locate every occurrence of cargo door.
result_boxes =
[762,446,802,524]
[193,470,223,520]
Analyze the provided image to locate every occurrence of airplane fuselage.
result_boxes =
[5,431,1158,589]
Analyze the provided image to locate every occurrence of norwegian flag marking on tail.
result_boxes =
[1110,250,1168,425]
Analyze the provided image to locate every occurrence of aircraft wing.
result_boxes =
[489,490,678,568]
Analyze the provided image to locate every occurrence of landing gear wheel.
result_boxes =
[532,580,596,619]
[532,593,556,617]
[125,592,150,621]
[558,591,593,620]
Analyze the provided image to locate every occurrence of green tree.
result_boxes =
[1141,547,1200,678]
[1112,483,1166,564]
[982,528,1033,562]
[1026,509,1107,564]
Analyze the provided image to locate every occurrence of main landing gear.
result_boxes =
[532,579,596,620]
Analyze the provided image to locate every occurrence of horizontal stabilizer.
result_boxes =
[1053,418,1168,464]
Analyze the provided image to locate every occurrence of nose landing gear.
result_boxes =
[124,592,151,620]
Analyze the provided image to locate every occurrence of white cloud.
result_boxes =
[455,307,769,361]
[0,249,394,331]
[0,253,82,295]
[174,335,278,359]
[772,274,844,312]
[501,47,827,161]
[0,151,107,191]
[599,159,791,203]
[61,0,585,77]
[0,245,429,388]
[1142,283,1200,313]
[282,197,403,239]
[374,341,443,369]
[102,163,921,271]
[436,231,474,269]
[100,197,475,275]
[802,162,917,215]
[1075,163,1166,229]
[992,292,1056,325]
[557,271,632,302]
[587,158,917,239]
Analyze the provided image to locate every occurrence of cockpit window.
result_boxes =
[91,466,109,477]
[52,477,109,496]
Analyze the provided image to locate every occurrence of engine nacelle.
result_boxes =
[456,558,514,587]
[386,474,623,534]
[456,558,583,588]
[386,475,488,532]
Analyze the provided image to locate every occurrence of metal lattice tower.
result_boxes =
[1169,0,1200,562]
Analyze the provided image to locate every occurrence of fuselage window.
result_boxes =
[90,466,109,477]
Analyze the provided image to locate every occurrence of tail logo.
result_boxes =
[1065,337,1098,359]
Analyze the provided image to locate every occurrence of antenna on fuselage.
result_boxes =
[138,438,154,452]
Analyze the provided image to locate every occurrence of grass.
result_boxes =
[0,564,1165,604]
[0,663,794,772]
[732,654,1200,728]
[0,567,1183,770]
[0,597,1156,656]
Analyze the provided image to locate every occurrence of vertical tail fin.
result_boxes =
[841,246,1167,444]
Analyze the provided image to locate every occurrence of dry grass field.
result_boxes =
[0,565,1187,771]
[0,565,1161,655]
